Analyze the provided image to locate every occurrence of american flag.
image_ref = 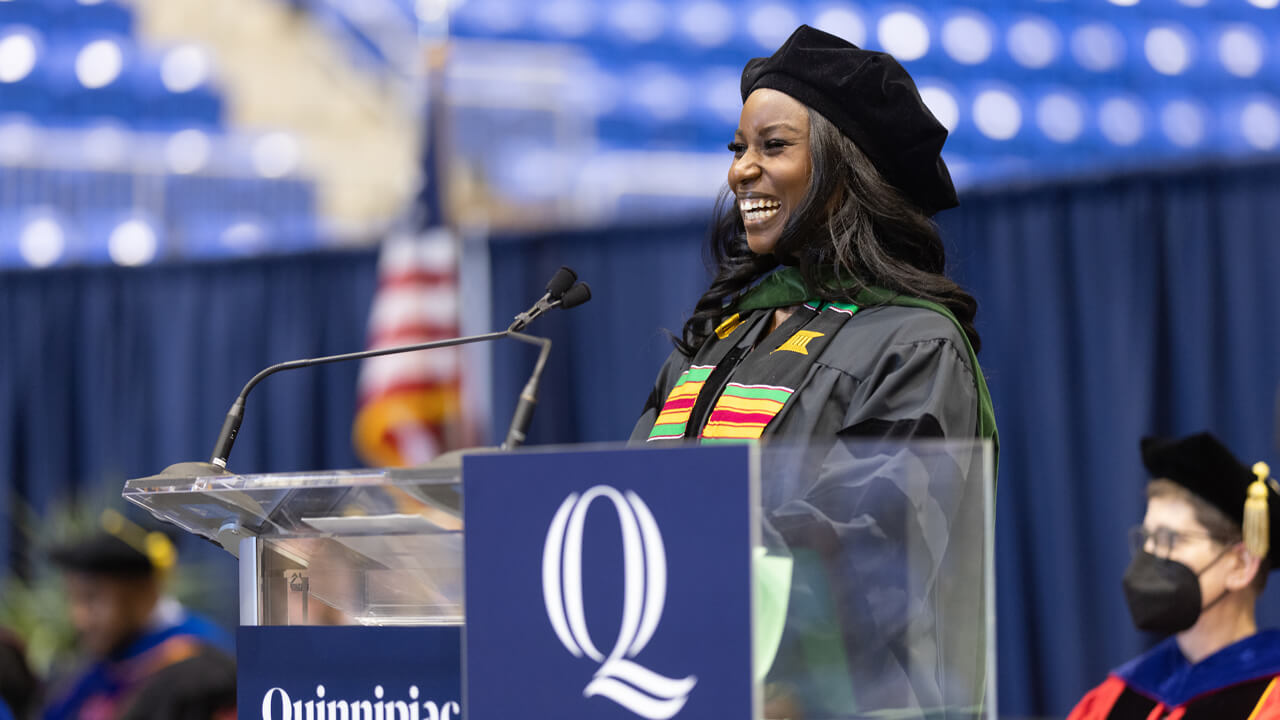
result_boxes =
[352,48,464,467]
[352,228,462,466]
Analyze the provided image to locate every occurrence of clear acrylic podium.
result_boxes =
[122,461,467,627]
[122,439,995,720]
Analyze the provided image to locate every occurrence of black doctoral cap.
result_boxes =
[1141,432,1279,562]
[49,532,154,577]
[48,509,176,578]
[740,24,958,216]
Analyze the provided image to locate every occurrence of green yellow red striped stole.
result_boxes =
[700,382,795,443]
[647,365,715,440]
[646,300,859,443]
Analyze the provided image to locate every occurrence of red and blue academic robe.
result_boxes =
[1068,629,1280,720]
[42,610,232,720]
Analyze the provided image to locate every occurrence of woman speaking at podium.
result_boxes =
[630,24,995,459]
[630,25,998,718]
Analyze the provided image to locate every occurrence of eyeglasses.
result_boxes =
[1128,525,1223,558]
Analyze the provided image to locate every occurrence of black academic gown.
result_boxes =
[631,303,979,445]
[632,301,994,718]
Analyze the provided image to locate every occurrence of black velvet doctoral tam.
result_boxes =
[740,24,958,216]
[1141,431,1280,558]
[49,531,155,577]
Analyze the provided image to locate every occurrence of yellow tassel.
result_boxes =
[145,531,177,572]
[100,508,177,574]
[1245,462,1271,559]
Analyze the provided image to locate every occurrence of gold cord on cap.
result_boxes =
[1245,461,1271,560]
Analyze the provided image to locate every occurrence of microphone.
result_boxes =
[501,280,593,449]
[559,282,591,309]
[509,266,579,332]
[207,271,592,468]
[545,266,577,298]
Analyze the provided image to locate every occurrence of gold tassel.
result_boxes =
[1245,461,1271,560]
[100,508,177,573]
[145,531,177,572]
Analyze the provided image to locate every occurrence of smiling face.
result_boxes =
[728,88,813,255]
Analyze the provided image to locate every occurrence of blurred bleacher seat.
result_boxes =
[8,0,1280,259]
[0,0,327,269]
[0,0,433,269]
[386,0,1280,226]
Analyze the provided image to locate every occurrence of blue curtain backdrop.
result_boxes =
[950,164,1280,716]
[0,250,378,624]
[4,162,1280,717]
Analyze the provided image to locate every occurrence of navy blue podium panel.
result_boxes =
[463,445,758,720]
[238,626,461,720]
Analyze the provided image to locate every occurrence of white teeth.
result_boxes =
[739,199,781,223]
[738,198,780,216]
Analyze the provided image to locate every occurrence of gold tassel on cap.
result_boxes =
[100,508,177,573]
[1245,461,1271,560]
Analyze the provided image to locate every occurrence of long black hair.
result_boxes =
[676,107,981,356]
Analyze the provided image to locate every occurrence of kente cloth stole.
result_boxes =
[646,300,859,443]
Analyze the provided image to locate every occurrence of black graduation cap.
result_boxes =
[740,24,958,216]
[49,532,154,577]
[48,509,176,577]
[1141,432,1279,562]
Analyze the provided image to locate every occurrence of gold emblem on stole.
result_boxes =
[771,330,824,355]
[714,313,743,339]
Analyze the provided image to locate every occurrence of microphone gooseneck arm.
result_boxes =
[502,330,552,450]
[209,331,510,468]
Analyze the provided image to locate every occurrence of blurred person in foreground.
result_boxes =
[632,25,996,719]
[41,511,235,720]
[1069,433,1280,719]
[0,629,38,719]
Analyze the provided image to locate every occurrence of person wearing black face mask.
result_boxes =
[1069,432,1280,720]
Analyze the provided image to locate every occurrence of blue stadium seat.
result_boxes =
[77,209,167,265]
[163,175,316,228]
[176,210,318,258]
[0,0,51,32]
[0,166,65,209]
[0,204,168,269]
[131,49,224,131]
[0,209,71,268]
[45,34,140,126]
[0,26,52,118]
[175,211,272,257]
[450,0,532,40]
[47,0,134,38]
[49,166,137,210]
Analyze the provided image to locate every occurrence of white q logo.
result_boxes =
[543,486,697,719]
